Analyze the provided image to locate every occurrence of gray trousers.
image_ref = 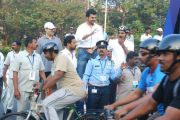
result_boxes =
[43,88,84,120]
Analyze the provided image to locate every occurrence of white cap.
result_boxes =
[44,22,56,29]
[156,28,163,32]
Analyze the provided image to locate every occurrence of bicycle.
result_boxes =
[0,88,114,120]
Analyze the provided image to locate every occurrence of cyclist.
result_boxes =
[120,34,180,120]
[42,42,87,120]
[105,38,166,120]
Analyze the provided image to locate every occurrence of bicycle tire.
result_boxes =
[77,113,106,120]
[0,112,36,120]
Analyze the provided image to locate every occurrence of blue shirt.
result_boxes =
[138,64,165,92]
[138,64,166,115]
[83,56,121,86]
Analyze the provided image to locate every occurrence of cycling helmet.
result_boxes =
[157,34,180,54]
[157,34,180,74]
[139,38,159,54]
[118,25,128,32]
[43,42,59,53]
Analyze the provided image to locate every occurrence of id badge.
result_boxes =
[100,75,106,81]
[91,88,97,94]
[132,81,138,88]
[29,71,35,81]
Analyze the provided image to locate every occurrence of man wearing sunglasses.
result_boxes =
[83,40,121,109]
[105,38,165,120]
[120,34,180,120]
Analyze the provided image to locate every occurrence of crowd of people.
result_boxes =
[0,8,179,120]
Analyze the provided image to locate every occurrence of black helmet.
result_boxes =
[43,42,59,53]
[139,38,159,54]
[118,25,128,32]
[157,34,180,54]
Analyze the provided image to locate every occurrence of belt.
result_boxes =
[88,83,109,88]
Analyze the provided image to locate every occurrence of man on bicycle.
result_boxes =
[120,34,180,120]
[105,38,166,119]
[42,42,87,120]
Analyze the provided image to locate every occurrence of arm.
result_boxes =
[3,64,9,87]
[115,93,152,119]
[105,88,143,110]
[13,71,21,99]
[121,44,129,55]
[82,60,93,84]
[155,106,180,120]
[39,71,46,83]
[43,70,64,90]
[121,97,157,120]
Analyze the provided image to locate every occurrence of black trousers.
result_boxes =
[87,85,110,109]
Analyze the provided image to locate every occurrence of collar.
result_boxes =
[24,50,35,57]
[43,35,55,39]
[96,55,108,61]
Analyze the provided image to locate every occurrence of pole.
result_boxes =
[104,0,108,32]
[87,0,90,9]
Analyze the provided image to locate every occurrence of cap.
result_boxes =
[156,28,163,32]
[44,22,56,29]
[96,40,108,48]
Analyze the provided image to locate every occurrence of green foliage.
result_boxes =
[0,0,169,46]
[0,46,11,56]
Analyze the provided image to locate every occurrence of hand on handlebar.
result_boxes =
[114,108,128,120]
[104,104,116,110]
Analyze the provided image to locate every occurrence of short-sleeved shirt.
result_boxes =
[37,35,63,72]
[52,52,86,96]
[117,66,141,100]
[4,51,19,78]
[13,50,45,92]
[75,22,104,48]
[153,76,180,110]
[83,56,121,87]
[138,64,165,93]
[108,39,134,68]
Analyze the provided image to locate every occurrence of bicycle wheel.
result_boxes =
[77,113,106,120]
[0,112,36,120]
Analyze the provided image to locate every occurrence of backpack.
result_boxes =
[163,76,180,98]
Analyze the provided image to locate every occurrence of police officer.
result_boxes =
[83,40,121,109]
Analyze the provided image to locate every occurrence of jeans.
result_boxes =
[76,48,97,79]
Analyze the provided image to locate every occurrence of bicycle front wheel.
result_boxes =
[78,113,106,120]
[0,112,36,120]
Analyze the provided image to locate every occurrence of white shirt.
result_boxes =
[13,50,45,92]
[0,52,4,77]
[140,33,152,41]
[4,51,20,78]
[75,22,104,48]
[108,39,134,68]
[154,35,163,41]
[61,48,77,69]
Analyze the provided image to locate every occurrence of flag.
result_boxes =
[163,0,180,36]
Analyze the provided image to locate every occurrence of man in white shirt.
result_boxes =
[140,27,152,42]
[0,51,4,100]
[61,35,77,69]
[3,40,21,113]
[13,37,46,113]
[75,8,104,79]
[109,26,134,69]
[154,28,163,41]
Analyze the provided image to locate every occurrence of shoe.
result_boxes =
[6,109,12,114]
